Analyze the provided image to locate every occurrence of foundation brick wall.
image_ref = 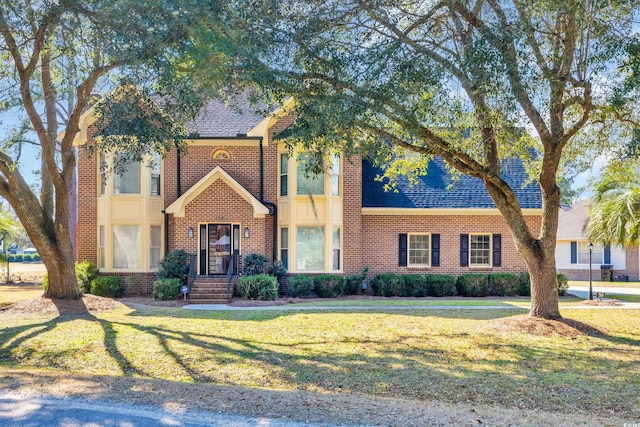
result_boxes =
[361,214,541,276]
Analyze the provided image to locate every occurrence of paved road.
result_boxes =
[0,392,330,427]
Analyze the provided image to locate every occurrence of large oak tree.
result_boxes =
[197,0,637,318]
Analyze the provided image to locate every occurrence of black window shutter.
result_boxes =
[492,234,502,267]
[431,234,440,267]
[604,244,611,264]
[460,234,469,267]
[570,242,577,264]
[399,234,407,266]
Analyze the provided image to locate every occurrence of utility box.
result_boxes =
[600,264,613,282]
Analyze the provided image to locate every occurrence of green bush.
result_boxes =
[237,274,278,300]
[343,267,368,295]
[402,274,428,297]
[12,254,23,262]
[31,253,41,262]
[313,274,344,298]
[517,272,531,296]
[243,253,269,276]
[153,278,182,300]
[456,274,489,297]
[90,276,123,298]
[489,273,519,296]
[288,275,312,297]
[157,249,189,281]
[22,254,32,262]
[267,260,287,281]
[370,273,403,297]
[425,274,456,297]
[42,273,48,292]
[76,261,99,294]
[557,273,569,296]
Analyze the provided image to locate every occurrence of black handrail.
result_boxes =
[226,253,237,303]
[187,254,197,298]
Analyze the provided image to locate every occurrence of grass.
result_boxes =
[1,304,639,420]
[0,283,42,307]
[608,294,640,303]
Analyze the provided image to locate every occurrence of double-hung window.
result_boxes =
[113,154,141,194]
[469,234,491,267]
[578,241,603,264]
[408,233,431,267]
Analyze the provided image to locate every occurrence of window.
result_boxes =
[331,154,340,196]
[280,228,288,269]
[578,242,603,264]
[333,227,341,270]
[280,153,288,196]
[113,154,141,194]
[150,154,161,196]
[296,226,324,271]
[99,154,106,195]
[212,149,231,160]
[409,233,431,267]
[98,225,105,268]
[112,225,141,268]
[297,154,324,195]
[470,234,491,267]
[150,226,161,269]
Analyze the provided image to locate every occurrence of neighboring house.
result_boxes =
[556,199,639,281]
[73,95,543,298]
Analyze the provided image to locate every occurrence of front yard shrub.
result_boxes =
[343,267,368,295]
[517,272,531,296]
[402,274,428,297]
[75,261,99,294]
[42,273,48,292]
[288,275,312,297]
[456,274,489,297]
[157,249,189,281]
[153,278,182,300]
[313,274,344,298]
[22,254,32,262]
[370,273,403,297]
[31,253,41,262]
[489,273,519,296]
[267,260,287,281]
[90,276,123,298]
[425,274,456,297]
[557,273,569,296]
[11,254,23,262]
[243,253,269,276]
[237,274,278,300]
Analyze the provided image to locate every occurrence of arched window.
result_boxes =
[212,149,231,160]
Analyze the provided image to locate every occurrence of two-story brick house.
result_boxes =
[74,94,542,298]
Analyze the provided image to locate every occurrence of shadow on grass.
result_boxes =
[1,305,638,419]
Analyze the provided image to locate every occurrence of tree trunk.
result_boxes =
[525,247,561,319]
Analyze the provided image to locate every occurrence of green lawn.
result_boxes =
[0,283,42,308]
[1,304,638,419]
[608,294,640,303]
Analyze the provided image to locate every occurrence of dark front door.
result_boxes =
[199,224,240,275]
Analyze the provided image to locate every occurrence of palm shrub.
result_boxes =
[243,253,269,276]
[455,274,489,297]
[157,249,189,281]
[402,274,428,297]
[75,261,99,294]
[489,273,519,296]
[288,275,312,297]
[90,276,123,298]
[313,274,344,298]
[425,274,456,297]
[237,274,278,300]
[153,278,182,300]
[370,273,403,297]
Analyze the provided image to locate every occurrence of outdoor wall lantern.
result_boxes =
[244,227,250,238]
[188,227,194,239]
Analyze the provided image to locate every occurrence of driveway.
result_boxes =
[568,284,640,300]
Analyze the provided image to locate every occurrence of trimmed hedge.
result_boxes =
[370,273,403,297]
[402,274,428,297]
[10,254,23,262]
[153,278,182,300]
[313,274,344,298]
[157,249,189,281]
[517,272,531,296]
[343,267,368,295]
[425,274,456,297]
[76,261,99,294]
[456,274,489,297]
[243,253,269,276]
[489,273,519,296]
[288,275,312,297]
[237,274,279,300]
[91,276,123,298]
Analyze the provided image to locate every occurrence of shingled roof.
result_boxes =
[185,93,267,138]
[362,157,542,209]
[557,198,589,239]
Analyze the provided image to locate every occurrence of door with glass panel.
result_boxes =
[199,224,239,275]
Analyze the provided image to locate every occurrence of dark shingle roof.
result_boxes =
[185,93,266,138]
[362,157,542,209]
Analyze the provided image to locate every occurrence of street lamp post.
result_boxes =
[588,242,594,300]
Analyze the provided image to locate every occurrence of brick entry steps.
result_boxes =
[189,277,236,304]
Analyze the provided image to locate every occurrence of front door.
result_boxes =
[199,224,240,275]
